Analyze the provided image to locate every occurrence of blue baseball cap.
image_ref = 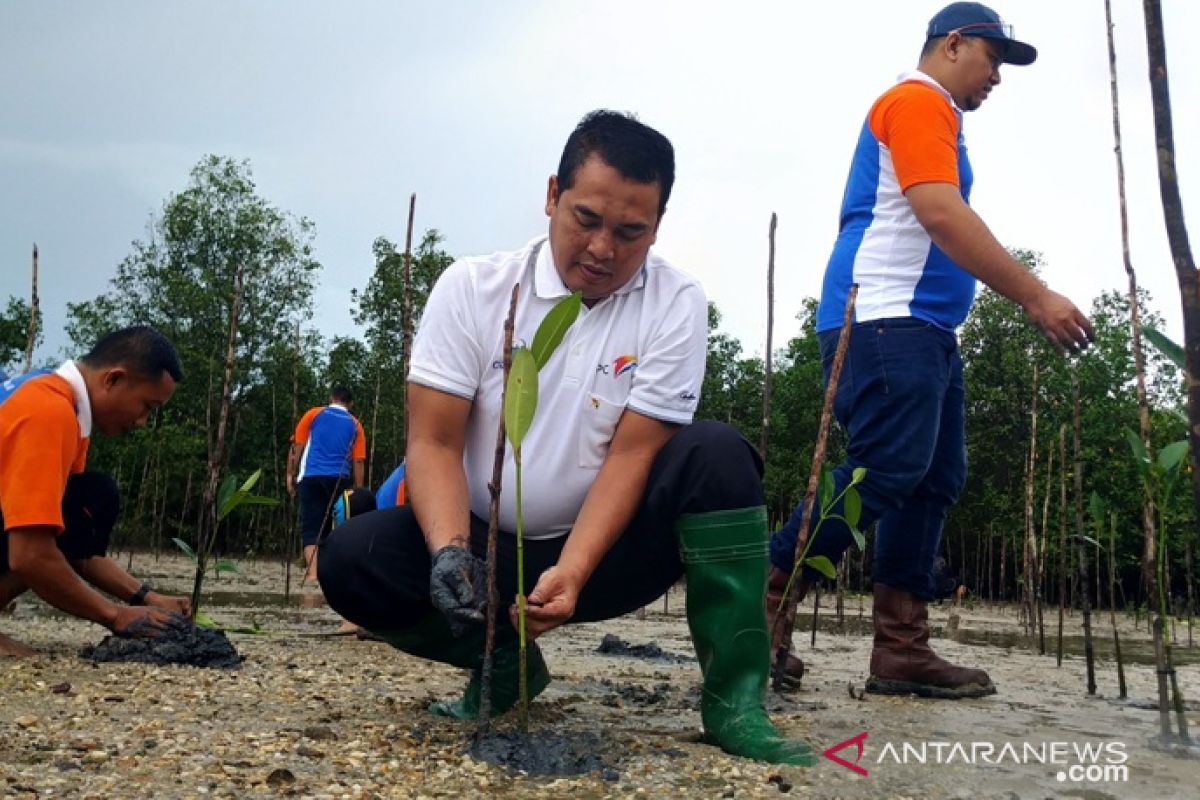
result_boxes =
[926,2,1037,66]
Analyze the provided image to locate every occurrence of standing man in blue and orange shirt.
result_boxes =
[768,3,1093,698]
[0,326,191,657]
[286,385,366,586]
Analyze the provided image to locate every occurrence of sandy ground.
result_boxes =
[1,553,1198,800]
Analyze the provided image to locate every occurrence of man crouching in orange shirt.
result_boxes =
[0,325,192,657]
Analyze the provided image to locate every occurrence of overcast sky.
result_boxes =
[2,1,1197,366]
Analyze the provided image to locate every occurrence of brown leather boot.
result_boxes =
[766,566,806,689]
[866,582,995,699]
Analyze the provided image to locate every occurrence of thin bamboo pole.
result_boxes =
[479,283,519,726]
[771,285,857,691]
[23,244,38,373]
[761,212,776,461]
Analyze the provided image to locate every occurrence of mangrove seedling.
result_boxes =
[174,468,278,618]
[502,290,581,730]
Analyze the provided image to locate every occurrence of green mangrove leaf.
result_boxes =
[194,610,220,630]
[804,555,837,581]
[172,537,197,561]
[216,475,238,519]
[505,348,539,449]
[844,486,862,529]
[851,466,867,485]
[850,526,866,551]
[237,469,264,495]
[1124,429,1150,477]
[818,466,834,513]
[530,292,582,370]
[1143,326,1185,370]
[1088,492,1105,531]
[1157,440,1190,474]
[1072,533,1102,549]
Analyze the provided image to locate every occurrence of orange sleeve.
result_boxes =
[292,407,319,445]
[868,82,960,192]
[352,419,367,461]
[0,384,79,532]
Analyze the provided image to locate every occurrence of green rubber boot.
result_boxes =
[677,506,816,766]
[374,611,551,720]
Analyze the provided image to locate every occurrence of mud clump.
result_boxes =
[469,728,615,778]
[599,678,674,707]
[596,633,692,664]
[83,625,241,669]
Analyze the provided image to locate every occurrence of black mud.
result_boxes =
[468,728,616,778]
[596,633,693,664]
[83,625,242,669]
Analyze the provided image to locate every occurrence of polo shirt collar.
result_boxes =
[897,69,962,113]
[55,359,93,437]
[531,235,647,301]
[328,403,349,412]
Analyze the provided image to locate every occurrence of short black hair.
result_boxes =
[555,110,675,218]
[81,325,183,382]
[330,385,353,404]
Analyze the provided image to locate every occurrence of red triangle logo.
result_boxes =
[822,731,869,776]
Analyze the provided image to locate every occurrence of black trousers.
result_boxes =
[1,472,119,574]
[318,421,763,634]
[298,475,352,546]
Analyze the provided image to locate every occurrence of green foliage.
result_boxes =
[504,349,538,451]
[1143,326,1185,370]
[174,469,277,589]
[500,291,581,730]
[0,297,40,372]
[530,292,582,370]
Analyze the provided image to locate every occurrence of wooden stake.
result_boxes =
[771,284,857,691]
[23,244,38,373]
[761,213,776,461]
[478,283,519,726]
[400,193,417,454]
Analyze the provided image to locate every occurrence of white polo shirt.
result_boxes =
[409,235,708,539]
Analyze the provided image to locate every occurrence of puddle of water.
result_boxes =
[949,628,1200,667]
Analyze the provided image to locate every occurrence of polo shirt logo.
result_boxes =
[612,355,638,378]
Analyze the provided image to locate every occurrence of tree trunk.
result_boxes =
[1072,371,1097,695]
[1142,0,1200,544]
[1023,365,1040,637]
[190,264,244,616]
[400,193,416,455]
[1186,540,1196,650]
[285,319,299,599]
[367,368,382,486]
[23,244,38,373]
[761,212,776,461]
[1058,425,1068,667]
[1108,511,1128,698]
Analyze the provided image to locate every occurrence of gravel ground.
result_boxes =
[1,554,1198,799]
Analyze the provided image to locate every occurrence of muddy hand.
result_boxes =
[111,606,189,639]
[512,566,579,640]
[148,593,192,617]
[429,545,487,636]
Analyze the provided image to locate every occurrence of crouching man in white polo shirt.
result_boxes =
[319,110,813,766]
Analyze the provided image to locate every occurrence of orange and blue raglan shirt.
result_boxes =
[292,404,366,480]
[0,363,91,533]
[817,71,976,333]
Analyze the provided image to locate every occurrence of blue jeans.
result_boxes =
[769,317,966,600]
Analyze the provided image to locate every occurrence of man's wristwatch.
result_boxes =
[129,582,152,606]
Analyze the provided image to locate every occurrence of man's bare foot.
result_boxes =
[334,621,359,635]
[0,632,37,658]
